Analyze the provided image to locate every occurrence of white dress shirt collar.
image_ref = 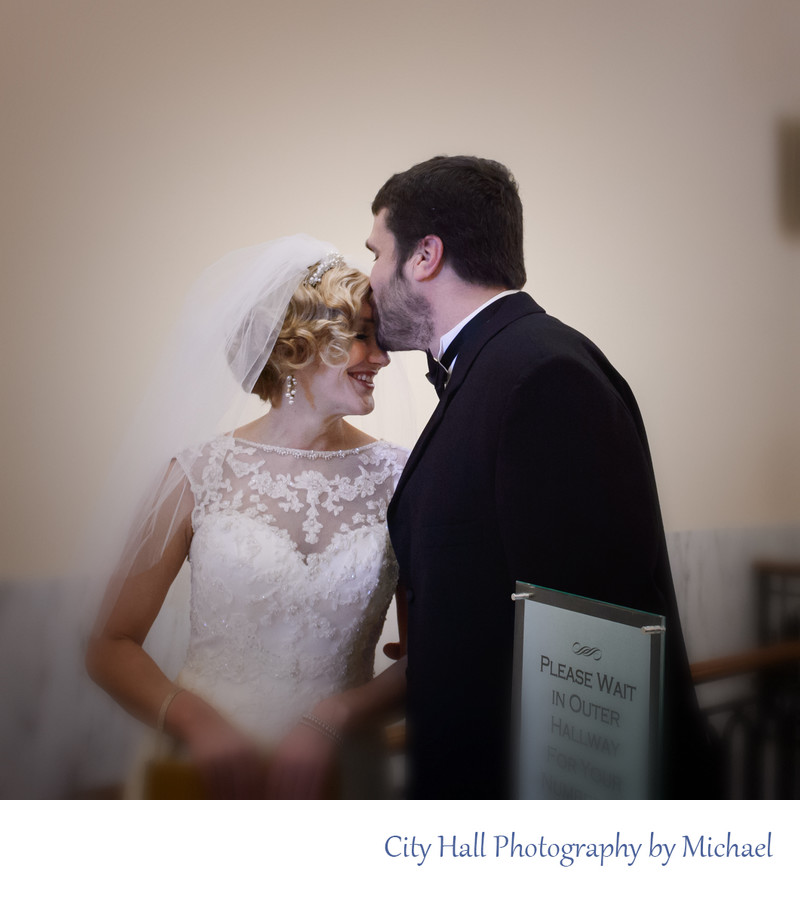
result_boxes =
[438,290,518,366]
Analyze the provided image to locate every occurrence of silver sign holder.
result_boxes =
[512,582,665,799]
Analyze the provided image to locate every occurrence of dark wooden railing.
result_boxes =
[690,559,800,799]
[690,640,800,684]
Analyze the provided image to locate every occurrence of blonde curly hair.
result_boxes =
[253,262,371,404]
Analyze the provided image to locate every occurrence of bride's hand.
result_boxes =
[167,691,266,799]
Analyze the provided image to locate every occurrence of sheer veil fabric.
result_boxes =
[82,235,342,631]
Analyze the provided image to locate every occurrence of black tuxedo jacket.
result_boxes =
[388,292,713,798]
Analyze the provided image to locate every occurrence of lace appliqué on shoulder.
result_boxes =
[177,435,406,552]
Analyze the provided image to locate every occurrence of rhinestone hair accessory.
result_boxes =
[306,251,345,286]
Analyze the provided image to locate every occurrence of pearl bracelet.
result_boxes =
[300,713,344,746]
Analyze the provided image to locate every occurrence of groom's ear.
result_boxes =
[408,234,445,282]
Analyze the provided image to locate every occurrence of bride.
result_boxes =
[86,235,408,799]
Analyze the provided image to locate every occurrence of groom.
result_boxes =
[367,155,714,798]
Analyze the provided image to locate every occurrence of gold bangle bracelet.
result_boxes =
[156,687,185,733]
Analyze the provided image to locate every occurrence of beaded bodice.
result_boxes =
[174,434,407,744]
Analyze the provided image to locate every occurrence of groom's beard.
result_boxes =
[373,270,434,353]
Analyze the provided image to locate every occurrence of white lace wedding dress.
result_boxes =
[163,434,407,795]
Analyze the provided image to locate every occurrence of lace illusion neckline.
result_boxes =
[228,434,385,460]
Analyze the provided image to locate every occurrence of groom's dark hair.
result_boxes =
[372,155,526,290]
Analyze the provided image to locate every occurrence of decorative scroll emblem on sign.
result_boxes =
[572,642,603,661]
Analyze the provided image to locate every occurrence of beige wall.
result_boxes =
[1,0,798,577]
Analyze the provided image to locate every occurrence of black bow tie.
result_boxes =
[425,329,467,397]
[425,350,449,398]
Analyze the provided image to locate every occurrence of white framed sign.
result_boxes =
[512,582,665,799]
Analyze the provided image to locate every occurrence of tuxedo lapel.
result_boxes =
[390,292,544,513]
[441,292,542,402]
